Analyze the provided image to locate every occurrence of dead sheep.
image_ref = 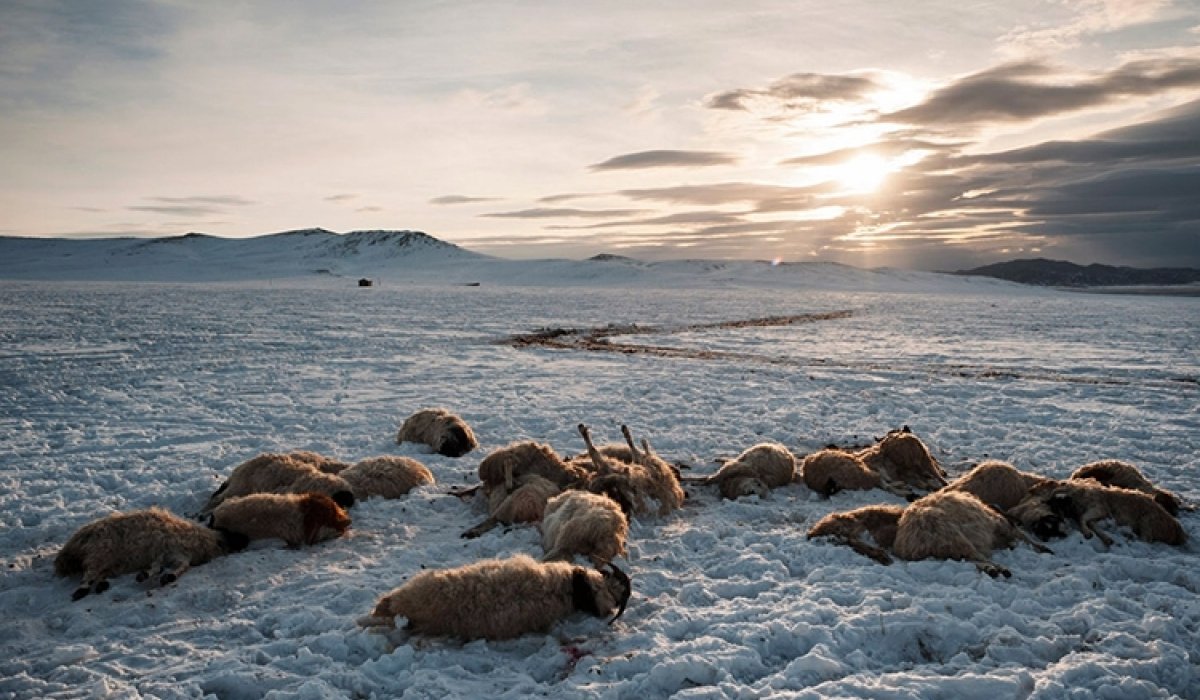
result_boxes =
[284,450,353,475]
[209,493,352,547]
[579,424,685,517]
[690,442,796,499]
[800,449,883,496]
[340,456,435,499]
[198,452,356,518]
[1010,479,1186,547]
[477,440,589,491]
[397,407,478,458]
[462,473,563,539]
[943,460,1052,512]
[856,428,948,495]
[361,554,631,640]
[893,490,1050,578]
[1070,459,1185,516]
[541,490,629,566]
[807,504,906,565]
[55,507,249,600]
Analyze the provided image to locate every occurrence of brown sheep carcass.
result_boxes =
[1069,459,1184,516]
[807,504,905,565]
[209,493,351,547]
[362,554,632,640]
[340,456,435,500]
[943,460,1051,512]
[1010,479,1186,547]
[396,407,478,458]
[541,490,629,566]
[893,490,1050,578]
[462,473,563,538]
[55,508,248,600]
[198,452,356,518]
[578,424,684,517]
[694,442,796,499]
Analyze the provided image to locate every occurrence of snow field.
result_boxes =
[0,279,1197,699]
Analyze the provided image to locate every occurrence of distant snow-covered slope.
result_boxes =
[0,229,1033,293]
[0,229,486,283]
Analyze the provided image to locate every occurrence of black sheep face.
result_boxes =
[437,425,474,458]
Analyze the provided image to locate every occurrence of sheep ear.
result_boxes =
[604,563,632,624]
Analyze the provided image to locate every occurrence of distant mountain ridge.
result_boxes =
[954,258,1200,287]
[0,230,1088,294]
[0,228,490,282]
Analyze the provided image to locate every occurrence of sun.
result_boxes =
[832,154,890,194]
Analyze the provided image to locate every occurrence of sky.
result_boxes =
[1,0,1199,270]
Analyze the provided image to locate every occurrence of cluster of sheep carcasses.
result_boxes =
[54,406,1191,645]
[54,444,434,602]
[806,456,1189,578]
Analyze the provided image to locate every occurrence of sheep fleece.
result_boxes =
[370,555,617,640]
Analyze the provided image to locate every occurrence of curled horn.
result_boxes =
[604,562,632,624]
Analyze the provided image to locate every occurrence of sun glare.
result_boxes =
[833,154,890,193]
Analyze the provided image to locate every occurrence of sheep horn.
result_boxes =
[604,563,632,625]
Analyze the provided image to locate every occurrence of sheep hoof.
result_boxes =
[160,573,177,586]
[135,571,149,582]
[94,580,110,594]
[72,586,91,601]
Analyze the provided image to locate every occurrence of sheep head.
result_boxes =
[1009,482,1070,540]
[300,493,353,545]
[438,424,475,458]
[721,476,770,500]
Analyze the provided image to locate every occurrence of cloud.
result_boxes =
[126,195,256,218]
[1000,0,1172,55]
[886,56,1200,129]
[546,210,750,231]
[834,100,1200,267]
[325,194,358,203]
[705,71,882,111]
[429,195,500,205]
[129,205,222,217]
[148,195,255,206]
[617,182,813,206]
[588,150,738,171]
[481,207,648,219]
[780,138,960,166]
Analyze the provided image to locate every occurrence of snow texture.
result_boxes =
[1,237,1198,699]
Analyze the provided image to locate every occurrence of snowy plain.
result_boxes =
[1,233,1198,699]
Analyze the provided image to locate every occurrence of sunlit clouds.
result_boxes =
[1,1,1198,268]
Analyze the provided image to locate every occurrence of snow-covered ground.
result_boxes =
[1,269,1197,699]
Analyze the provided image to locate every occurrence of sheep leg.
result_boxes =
[1011,526,1053,554]
[843,536,893,565]
[879,481,918,501]
[578,424,614,473]
[158,553,191,586]
[462,517,500,539]
[620,425,642,460]
[970,556,1011,579]
[74,562,119,600]
[1080,516,1114,547]
[448,484,482,499]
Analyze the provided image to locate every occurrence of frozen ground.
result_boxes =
[1,275,1197,699]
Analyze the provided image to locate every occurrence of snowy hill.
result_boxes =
[0,230,1030,293]
[0,229,488,283]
